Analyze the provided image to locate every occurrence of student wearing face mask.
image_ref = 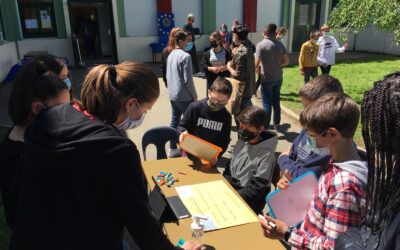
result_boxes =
[276,27,288,45]
[223,106,278,214]
[227,25,256,113]
[317,24,349,75]
[183,13,200,74]
[219,23,229,48]
[167,30,198,158]
[0,61,70,230]
[299,30,321,83]
[33,53,74,99]
[178,77,232,166]
[200,31,231,90]
[277,75,343,182]
[9,62,201,250]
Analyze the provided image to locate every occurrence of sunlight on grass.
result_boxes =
[281,55,400,146]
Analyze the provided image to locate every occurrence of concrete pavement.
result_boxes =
[126,74,301,163]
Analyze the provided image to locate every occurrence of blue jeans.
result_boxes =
[170,100,192,149]
[260,79,282,128]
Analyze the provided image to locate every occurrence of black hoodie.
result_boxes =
[9,103,177,250]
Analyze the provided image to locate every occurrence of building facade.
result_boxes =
[0,0,399,80]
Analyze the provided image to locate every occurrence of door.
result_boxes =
[68,0,118,66]
[292,0,321,52]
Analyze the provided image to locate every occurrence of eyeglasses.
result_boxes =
[307,130,327,138]
[209,96,228,105]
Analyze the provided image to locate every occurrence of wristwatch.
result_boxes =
[284,226,293,242]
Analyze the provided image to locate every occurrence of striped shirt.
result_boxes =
[288,161,367,249]
[209,48,226,67]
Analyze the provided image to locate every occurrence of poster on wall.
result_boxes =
[25,19,39,29]
[40,10,52,29]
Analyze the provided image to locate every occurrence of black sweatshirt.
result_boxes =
[9,103,178,250]
[0,127,24,229]
[179,98,231,154]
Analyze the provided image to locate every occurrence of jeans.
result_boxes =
[303,67,318,83]
[170,100,192,149]
[260,79,282,128]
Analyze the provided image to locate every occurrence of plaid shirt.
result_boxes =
[288,161,366,249]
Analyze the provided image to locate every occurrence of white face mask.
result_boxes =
[232,38,239,46]
[306,135,331,156]
[323,31,330,37]
[117,102,147,130]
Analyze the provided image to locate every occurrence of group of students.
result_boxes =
[0,32,399,250]
[299,23,349,82]
[0,55,203,249]
[258,74,400,249]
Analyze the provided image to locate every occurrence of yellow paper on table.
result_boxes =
[175,180,257,231]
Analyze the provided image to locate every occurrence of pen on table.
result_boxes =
[258,214,277,229]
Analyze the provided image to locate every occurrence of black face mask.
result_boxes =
[238,129,257,141]
[210,40,218,48]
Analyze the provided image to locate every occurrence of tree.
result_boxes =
[329,0,400,44]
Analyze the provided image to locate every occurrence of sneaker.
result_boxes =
[168,148,181,158]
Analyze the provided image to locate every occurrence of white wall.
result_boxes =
[125,0,157,36]
[257,0,281,31]
[216,0,242,30]
[17,38,73,62]
[172,0,202,32]
[355,26,400,55]
[118,34,210,62]
[119,36,158,62]
[0,42,19,81]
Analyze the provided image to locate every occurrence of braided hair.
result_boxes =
[361,72,400,234]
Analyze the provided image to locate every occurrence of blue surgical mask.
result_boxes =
[63,77,72,90]
[306,136,331,156]
[184,41,193,51]
[117,102,147,130]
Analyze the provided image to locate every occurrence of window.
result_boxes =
[0,5,5,42]
[18,0,57,38]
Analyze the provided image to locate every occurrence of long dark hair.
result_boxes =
[361,72,400,234]
[8,61,68,126]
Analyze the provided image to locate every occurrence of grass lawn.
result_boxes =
[281,55,400,146]
[0,126,10,249]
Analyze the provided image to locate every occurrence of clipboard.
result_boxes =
[179,133,222,161]
[266,171,318,227]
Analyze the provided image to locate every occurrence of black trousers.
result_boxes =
[303,67,318,83]
[188,44,200,73]
[320,64,332,74]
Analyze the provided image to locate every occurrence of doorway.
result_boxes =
[292,0,321,52]
[68,0,118,66]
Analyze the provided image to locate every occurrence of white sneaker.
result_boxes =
[168,148,181,158]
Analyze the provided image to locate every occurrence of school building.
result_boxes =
[0,0,399,80]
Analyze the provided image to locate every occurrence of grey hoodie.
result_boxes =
[230,131,278,188]
[335,160,368,187]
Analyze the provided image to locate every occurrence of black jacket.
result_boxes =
[10,103,178,250]
[0,127,24,229]
[200,48,231,89]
